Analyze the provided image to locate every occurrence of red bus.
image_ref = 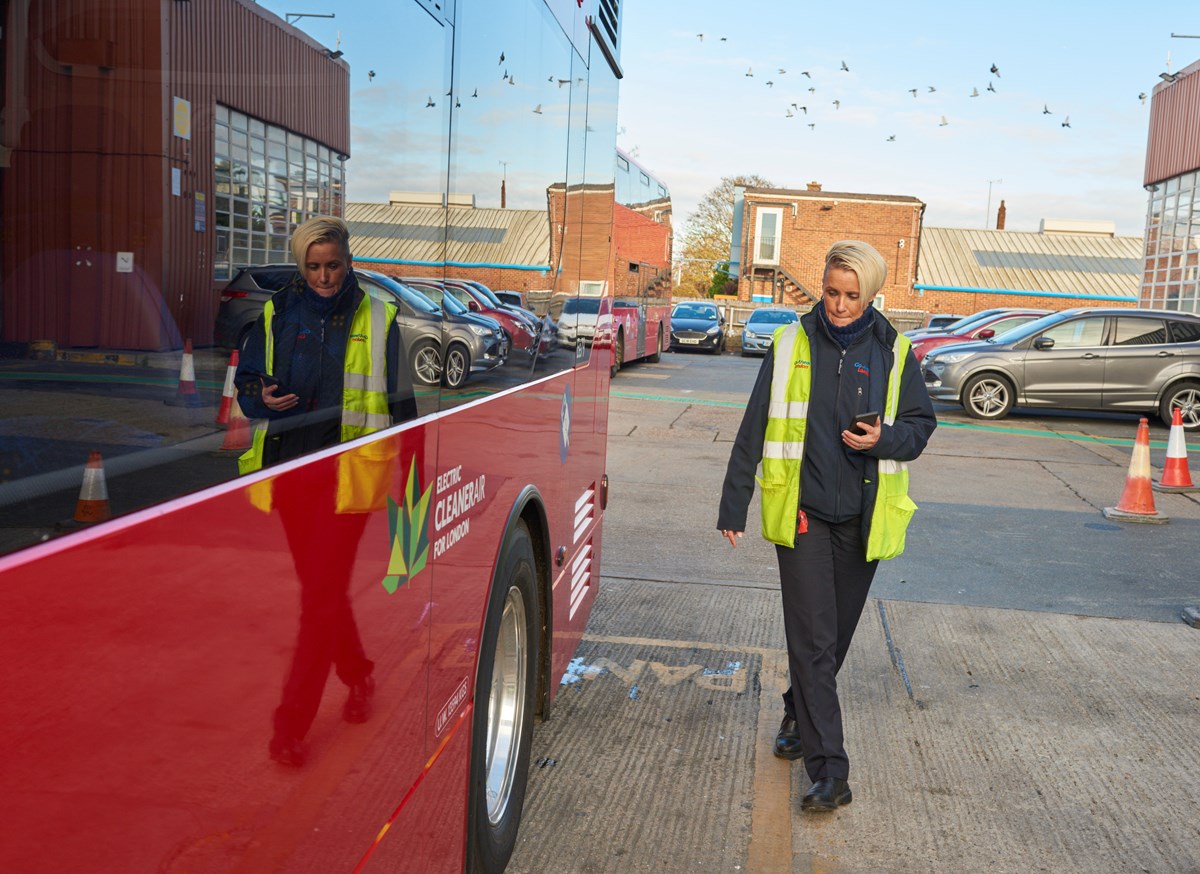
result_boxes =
[0,1,625,871]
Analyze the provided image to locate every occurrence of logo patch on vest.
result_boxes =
[793,358,810,369]
[349,332,368,343]
[854,361,870,376]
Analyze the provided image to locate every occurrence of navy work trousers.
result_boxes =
[777,514,878,783]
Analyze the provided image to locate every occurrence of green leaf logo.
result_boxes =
[381,456,432,594]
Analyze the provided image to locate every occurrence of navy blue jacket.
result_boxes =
[718,305,936,544]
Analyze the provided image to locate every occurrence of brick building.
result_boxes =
[730,183,924,310]
[915,223,1142,316]
[612,202,671,297]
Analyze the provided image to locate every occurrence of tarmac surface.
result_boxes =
[508,352,1200,874]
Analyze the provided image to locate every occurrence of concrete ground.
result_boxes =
[508,355,1200,874]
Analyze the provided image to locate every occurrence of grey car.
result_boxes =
[740,307,799,356]
[921,307,1200,429]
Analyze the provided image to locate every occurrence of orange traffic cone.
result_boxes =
[165,338,203,407]
[1103,418,1169,523]
[219,393,253,451]
[74,450,112,523]
[215,350,239,425]
[1153,407,1199,493]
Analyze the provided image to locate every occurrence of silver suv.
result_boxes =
[921,307,1200,429]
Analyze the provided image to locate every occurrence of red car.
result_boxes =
[911,309,1052,361]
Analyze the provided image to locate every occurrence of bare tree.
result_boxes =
[677,175,777,297]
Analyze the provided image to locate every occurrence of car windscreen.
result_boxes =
[468,282,503,307]
[944,309,1013,332]
[366,274,441,314]
[673,304,718,320]
[561,297,602,315]
[981,311,1065,344]
[747,310,797,326]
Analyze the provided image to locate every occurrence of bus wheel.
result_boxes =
[467,521,540,874]
[647,326,663,363]
[442,343,470,389]
[610,330,624,379]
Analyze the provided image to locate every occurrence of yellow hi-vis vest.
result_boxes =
[759,322,916,560]
[238,292,398,513]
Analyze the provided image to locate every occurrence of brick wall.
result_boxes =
[354,261,553,295]
[909,288,1136,315]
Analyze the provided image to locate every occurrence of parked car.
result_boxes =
[557,296,602,349]
[921,307,1200,429]
[435,278,545,357]
[494,289,527,310]
[669,301,725,354]
[740,307,799,356]
[386,277,510,386]
[923,313,967,331]
[356,271,508,388]
[911,309,1051,361]
[904,308,1013,339]
[213,264,298,349]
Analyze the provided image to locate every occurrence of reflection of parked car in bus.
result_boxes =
[557,296,602,349]
[438,279,548,357]
[213,264,298,349]
[494,289,527,310]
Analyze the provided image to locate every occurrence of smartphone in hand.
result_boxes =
[852,411,880,434]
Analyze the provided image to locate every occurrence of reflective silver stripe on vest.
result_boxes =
[884,338,904,426]
[763,440,805,460]
[771,325,799,404]
[768,400,809,420]
[341,410,393,430]
[878,458,903,474]
[344,371,387,393]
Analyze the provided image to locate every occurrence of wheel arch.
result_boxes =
[957,367,1017,406]
[487,485,554,721]
[1155,372,1200,409]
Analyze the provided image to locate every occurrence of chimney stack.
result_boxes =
[806,181,822,192]
[996,199,1006,230]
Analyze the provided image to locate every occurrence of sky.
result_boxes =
[618,1,1198,240]
[257,1,1197,243]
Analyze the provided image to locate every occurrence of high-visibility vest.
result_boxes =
[238,292,397,477]
[759,322,916,560]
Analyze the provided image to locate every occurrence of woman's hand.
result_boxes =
[262,382,300,412]
[842,418,880,452]
[721,530,743,548]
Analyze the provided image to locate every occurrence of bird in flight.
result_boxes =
[909,88,918,97]
[696,33,704,41]
[1042,104,1051,114]
[840,60,850,71]
[808,86,816,94]
[987,81,996,93]
[745,67,754,77]
[970,87,980,97]
[508,75,516,85]
[990,63,1000,77]
[786,109,794,118]
[368,70,375,82]
[557,78,571,88]
[425,96,435,108]
[502,68,509,80]
[801,70,811,78]
[832,99,840,109]
[887,135,896,142]
[455,98,461,108]
[720,36,727,41]
[778,68,787,75]
[808,123,816,130]
[472,88,478,98]
[799,105,807,114]
[928,85,936,93]
[939,116,949,126]
[533,104,543,114]
[765,80,774,87]
[1139,92,1147,104]
[1062,116,1070,128]
[499,52,505,65]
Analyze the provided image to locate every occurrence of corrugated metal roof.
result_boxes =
[917,227,1144,299]
[345,202,550,268]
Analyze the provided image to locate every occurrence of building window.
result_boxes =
[754,207,783,265]
[213,105,343,281]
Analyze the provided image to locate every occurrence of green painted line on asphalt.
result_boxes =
[611,389,1183,450]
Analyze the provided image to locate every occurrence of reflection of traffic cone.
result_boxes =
[1103,418,1169,523]
[165,339,203,407]
[74,451,111,523]
[219,393,253,451]
[215,350,239,425]
[1153,407,1199,493]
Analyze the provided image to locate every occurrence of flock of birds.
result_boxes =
[410,51,587,117]
[691,33,1101,142]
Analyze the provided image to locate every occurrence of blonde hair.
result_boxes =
[291,216,351,269]
[824,240,887,301]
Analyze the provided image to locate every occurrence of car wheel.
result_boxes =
[410,339,442,386]
[443,343,470,389]
[709,333,723,355]
[466,521,540,874]
[647,327,663,363]
[610,329,624,379]
[1159,380,1200,431]
[962,373,1015,420]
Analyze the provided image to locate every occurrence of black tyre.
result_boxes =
[442,343,470,389]
[647,327,663,363]
[1159,380,1200,431]
[410,339,442,386]
[708,332,723,355]
[610,329,624,379]
[962,372,1015,420]
[466,521,540,874]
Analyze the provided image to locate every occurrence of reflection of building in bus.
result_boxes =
[0,0,347,351]
[614,148,672,299]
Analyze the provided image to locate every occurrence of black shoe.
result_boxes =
[801,777,852,812]
[773,715,804,760]
[269,735,307,767]
[343,675,375,724]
